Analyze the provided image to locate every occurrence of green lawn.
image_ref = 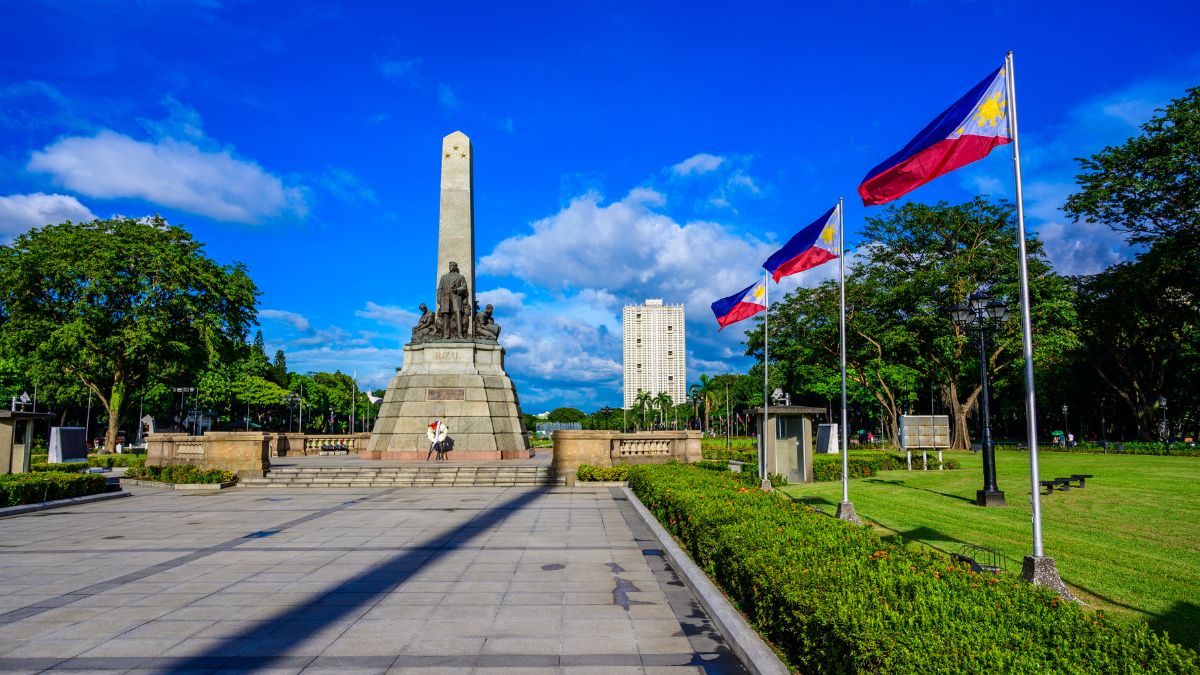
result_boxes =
[780,449,1200,651]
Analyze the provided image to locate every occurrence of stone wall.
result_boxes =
[550,430,701,484]
[146,432,270,478]
[271,433,373,457]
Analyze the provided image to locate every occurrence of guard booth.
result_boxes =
[1,410,55,474]
[748,405,823,484]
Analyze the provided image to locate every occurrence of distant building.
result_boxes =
[622,299,685,409]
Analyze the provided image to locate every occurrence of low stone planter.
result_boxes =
[0,491,130,517]
[573,481,629,487]
[120,478,237,491]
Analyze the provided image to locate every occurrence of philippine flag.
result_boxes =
[762,206,839,283]
[859,66,1011,206]
[711,279,767,330]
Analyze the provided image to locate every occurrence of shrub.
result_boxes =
[30,462,90,473]
[0,472,107,507]
[812,451,960,481]
[627,463,1196,673]
[695,459,730,472]
[88,454,145,468]
[575,464,630,482]
[124,464,235,484]
[700,446,753,461]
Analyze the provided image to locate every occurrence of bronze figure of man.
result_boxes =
[436,261,469,338]
[412,303,435,342]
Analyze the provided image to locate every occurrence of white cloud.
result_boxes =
[965,174,1005,195]
[477,186,810,400]
[320,168,377,205]
[379,58,420,84]
[0,192,95,238]
[438,84,459,110]
[286,345,406,390]
[672,153,725,176]
[356,301,419,328]
[477,287,526,310]
[28,130,306,224]
[480,188,775,325]
[727,171,760,194]
[259,308,311,333]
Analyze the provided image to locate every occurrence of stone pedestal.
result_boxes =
[366,340,530,460]
[835,501,863,525]
[1022,555,1076,601]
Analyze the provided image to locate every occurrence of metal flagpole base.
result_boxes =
[835,501,862,525]
[760,478,773,491]
[1022,555,1076,601]
[976,489,1007,507]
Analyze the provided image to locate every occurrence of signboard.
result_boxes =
[899,415,950,449]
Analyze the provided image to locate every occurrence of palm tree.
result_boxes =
[698,373,719,435]
[634,390,653,431]
[654,392,673,428]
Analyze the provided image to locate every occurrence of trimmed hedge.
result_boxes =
[628,463,1196,673]
[88,454,146,468]
[812,451,960,481]
[998,441,1200,457]
[701,446,758,464]
[30,462,91,473]
[0,472,108,507]
[576,464,631,482]
[124,464,235,484]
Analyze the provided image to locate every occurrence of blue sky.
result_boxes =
[1,1,1197,413]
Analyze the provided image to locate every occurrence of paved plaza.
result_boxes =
[0,484,746,674]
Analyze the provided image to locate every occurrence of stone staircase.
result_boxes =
[240,465,564,488]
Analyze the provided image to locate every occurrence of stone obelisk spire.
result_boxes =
[438,131,474,311]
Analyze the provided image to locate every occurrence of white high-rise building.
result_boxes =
[623,299,686,409]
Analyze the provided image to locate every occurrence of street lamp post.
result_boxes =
[950,290,1010,507]
[284,393,301,433]
[171,387,196,434]
[600,406,613,431]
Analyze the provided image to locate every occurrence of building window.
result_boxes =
[667,325,672,331]
[667,350,672,356]
[636,313,641,319]
[668,376,673,381]
[636,339,641,344]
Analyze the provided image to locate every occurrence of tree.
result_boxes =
[654,391,673,427]
[1074,242,1199,438]
[0,217,258,451]
[633,390,653,430]
[747,198,1077,449]
[270,349,288,386]
[1064,86,1199,247]
[546,407,586,424]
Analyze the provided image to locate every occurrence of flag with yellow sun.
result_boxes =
[859,65,1012,206]
[762,205,840,283]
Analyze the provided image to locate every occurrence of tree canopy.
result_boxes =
[0,216,259,449]
[748,198,1077,448]
[1064,86,1200,246]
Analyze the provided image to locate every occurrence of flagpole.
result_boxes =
[835,197,860,524]
[761,270,770,490]
[1006,51,1071,597]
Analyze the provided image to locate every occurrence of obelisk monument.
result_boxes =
[364,131,531,460]
[438,131,474,312]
